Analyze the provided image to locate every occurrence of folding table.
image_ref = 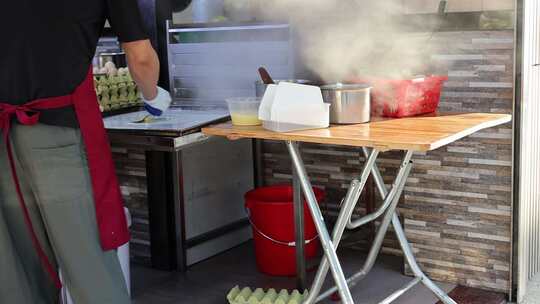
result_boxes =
[202,113,511,304]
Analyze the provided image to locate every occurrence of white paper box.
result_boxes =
[258,84,277,121]
[258,82,330,132]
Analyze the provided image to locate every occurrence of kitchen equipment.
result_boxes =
[255,79,313,98]
[226,97,262,126]
[321,83,371,124]
[105,107,254,270]
[259,82,329,132]
[350,75,448,118]
[105,107,229,132]
[258,67,275,85]
[108,22,293,272]
[96,51,127,69]
[167,22,293,107]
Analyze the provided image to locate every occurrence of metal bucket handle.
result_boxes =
[245,206,319,247]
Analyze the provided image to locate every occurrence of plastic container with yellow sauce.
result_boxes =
[226,97,262,126]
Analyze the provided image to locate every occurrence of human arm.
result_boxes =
[107,0,171,115]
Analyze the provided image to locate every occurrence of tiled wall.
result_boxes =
[261,30,514,292]
[408,31,513,292]
[110,147,152,265]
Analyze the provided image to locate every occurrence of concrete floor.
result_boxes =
[131,242,455,304]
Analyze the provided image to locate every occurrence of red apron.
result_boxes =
[0,69,129,288]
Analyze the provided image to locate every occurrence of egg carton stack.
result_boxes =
[93,62,142,112]
[227,286,307,304]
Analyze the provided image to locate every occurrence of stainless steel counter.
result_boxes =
[104,107,229,134]
[104,107,230,152]
[104,107,253,272]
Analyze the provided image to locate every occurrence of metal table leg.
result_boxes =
[367,149,457,304]
[303,148,380,304]
[146,150,186,272]
[294,146,457,304]
[307,149,413,303]
[286,141,354,304]
[292,142,307,290]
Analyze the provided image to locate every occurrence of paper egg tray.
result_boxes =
[227,286,308,304]
[93,74,142,112]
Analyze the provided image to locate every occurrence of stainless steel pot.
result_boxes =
[321,83,371,124]
[255,79,313,97]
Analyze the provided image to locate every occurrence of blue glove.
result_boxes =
[143,86,172,116]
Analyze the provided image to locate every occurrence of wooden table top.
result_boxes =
[202,113,512,152]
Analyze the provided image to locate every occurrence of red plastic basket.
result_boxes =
[350,75,448,118]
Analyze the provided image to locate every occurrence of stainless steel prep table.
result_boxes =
[104,107,254,271]
[203,113,512,304]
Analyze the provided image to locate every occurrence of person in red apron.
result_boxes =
[0,1,170,303]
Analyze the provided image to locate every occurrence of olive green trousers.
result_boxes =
[0,123,130,304]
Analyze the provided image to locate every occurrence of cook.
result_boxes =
[0,1,170,303]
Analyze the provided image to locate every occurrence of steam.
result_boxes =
[260,0,436,82]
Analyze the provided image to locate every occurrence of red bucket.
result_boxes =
[245,185,324,276]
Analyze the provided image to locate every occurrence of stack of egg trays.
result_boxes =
[93,74,142,112]
[227,286,308,304]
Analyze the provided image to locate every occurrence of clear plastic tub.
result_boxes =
[226,97,262,126]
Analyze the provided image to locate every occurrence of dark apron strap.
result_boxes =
[72,69,130,251]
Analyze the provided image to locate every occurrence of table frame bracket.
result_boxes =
[286,142,457,304]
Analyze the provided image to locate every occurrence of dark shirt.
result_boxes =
[0,0,148,128]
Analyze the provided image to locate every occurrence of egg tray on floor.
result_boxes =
[93,74,142,112]
[227,286,308,304]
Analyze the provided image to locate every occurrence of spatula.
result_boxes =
[258,67,275,85]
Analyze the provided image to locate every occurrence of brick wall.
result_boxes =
[111,146,152,265]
